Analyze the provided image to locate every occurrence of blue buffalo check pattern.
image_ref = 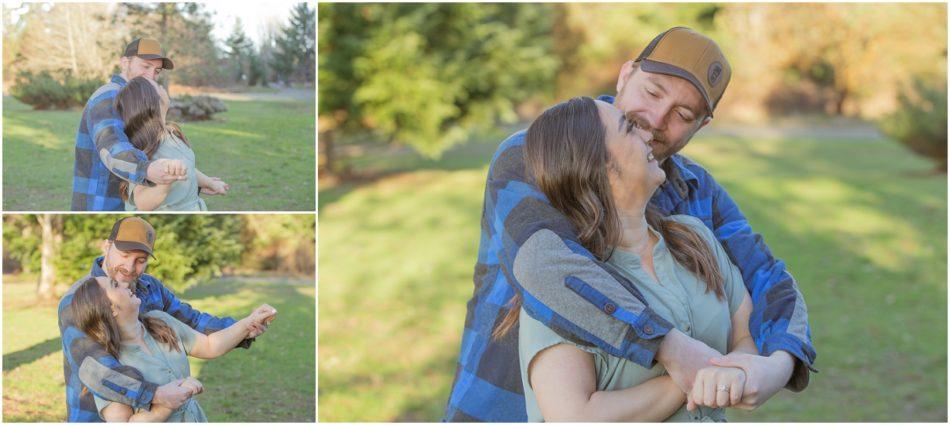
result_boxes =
[443,95,817,422]
[59,257,251,422]
[72,75,153,211]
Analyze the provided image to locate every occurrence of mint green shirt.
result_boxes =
[125,130,207,211]
[93,310,207,422]
[519,215,747,422]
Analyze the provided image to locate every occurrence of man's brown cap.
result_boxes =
[123,38,174,70]
[109,217,157,259]
[635,27,731,117]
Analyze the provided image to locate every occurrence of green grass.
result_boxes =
[3,276,315,422]
[318,128,948,421]
[2,95,315,211]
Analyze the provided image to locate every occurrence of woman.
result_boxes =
[114,76,229,211]
[496,97,759,421]
[71,275,275,422]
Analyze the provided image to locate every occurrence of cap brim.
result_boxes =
[113,240,156,259]
[137,54,174,70]
[639,59,714,118]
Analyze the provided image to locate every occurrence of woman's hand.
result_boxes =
[245,304,277,338]
[200,177,230,196]
[687,365,746,410]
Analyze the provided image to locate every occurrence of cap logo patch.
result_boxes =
[708,61,723,87]
[146,230,154,245]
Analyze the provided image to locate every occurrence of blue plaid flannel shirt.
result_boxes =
[444,95,817,421]
[72,74,153,211]
[58,257,251,422]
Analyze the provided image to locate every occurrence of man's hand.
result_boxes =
[179,377,203,396]
[656,328,722,394]
[708,351,795,410]
[153,379,193,410]
[147,159,188,184]
[200,177,230,196]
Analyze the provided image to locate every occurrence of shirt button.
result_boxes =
[643,324,654,335]
[603,303,616,314]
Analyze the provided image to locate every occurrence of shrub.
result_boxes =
[10,70,102,110]
[166,95,228,122]
[878,78,948,172]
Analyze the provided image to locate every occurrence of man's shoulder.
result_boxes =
[84,81,122,110]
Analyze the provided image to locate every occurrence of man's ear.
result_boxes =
[100,240,111,256]
[617,61,636,93]
[699,115,712,130]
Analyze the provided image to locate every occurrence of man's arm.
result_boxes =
[700,165,817,390]
[86,89,153,185]
[59,297,189,412]
[153,278,255,349]
[488,133,677,367]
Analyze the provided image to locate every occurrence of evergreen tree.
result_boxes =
[225,18,254,84]
[271,2,315,86]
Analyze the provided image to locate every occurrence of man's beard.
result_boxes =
[104,258,140,290]
[625,111,672,160]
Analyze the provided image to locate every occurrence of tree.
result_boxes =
[271,2,315,86]
[37,215,63,300]
[318,3,560,176]
[225,18,255,84]
[114,3,223,89]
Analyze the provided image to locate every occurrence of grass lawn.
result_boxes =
[3,95,315,211]
[3,276,315,422]
[318,127,947,421]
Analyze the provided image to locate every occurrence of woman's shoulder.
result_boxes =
[143,309,175,323]
[665,214,713,238]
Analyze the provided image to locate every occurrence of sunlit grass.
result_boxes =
[2,96,315,211]
[2,277,315,422]
[318,129,947,421]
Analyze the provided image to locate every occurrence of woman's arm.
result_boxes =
[529,343,685,422]
[187,304,275,359]
[101,402,175,422]
[729,293,757,355]
[196,169,229,195]
[131,183,172,211]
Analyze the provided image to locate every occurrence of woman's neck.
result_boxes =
[116,313,144,342]
[615,203,653,257]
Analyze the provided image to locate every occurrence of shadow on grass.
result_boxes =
[185,278,316,422]
[3,337,61,372]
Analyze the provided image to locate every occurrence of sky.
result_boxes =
[4,1,300,47]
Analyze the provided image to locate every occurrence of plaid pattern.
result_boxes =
[444,95,816,422]
[72,75,153,211]
[58,257,251,422]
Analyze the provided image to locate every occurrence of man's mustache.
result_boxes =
[625,112,666,144]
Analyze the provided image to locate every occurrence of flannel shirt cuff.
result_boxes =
[133,380,158,411]
[761,332,818,392]
[619,309,674,368]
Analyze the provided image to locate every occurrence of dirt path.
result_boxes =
[703,118,884,140]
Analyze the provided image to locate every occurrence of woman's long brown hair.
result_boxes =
[492,96,723,339]
[71,277,181,358]
[114,76,191,201]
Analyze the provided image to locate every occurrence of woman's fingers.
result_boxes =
[688,372,704,410]
[715,374,731,408]
[730,371,745,406]
[702,370,717,408]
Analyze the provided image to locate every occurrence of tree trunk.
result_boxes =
[37,215,63,300]
[321,130,336,177]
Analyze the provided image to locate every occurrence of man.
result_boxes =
[445,27,817,421]
[58,217,272,422]
[72,38,187,211]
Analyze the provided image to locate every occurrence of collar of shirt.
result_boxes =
[89,256,153,295]
[111,74,128,87]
